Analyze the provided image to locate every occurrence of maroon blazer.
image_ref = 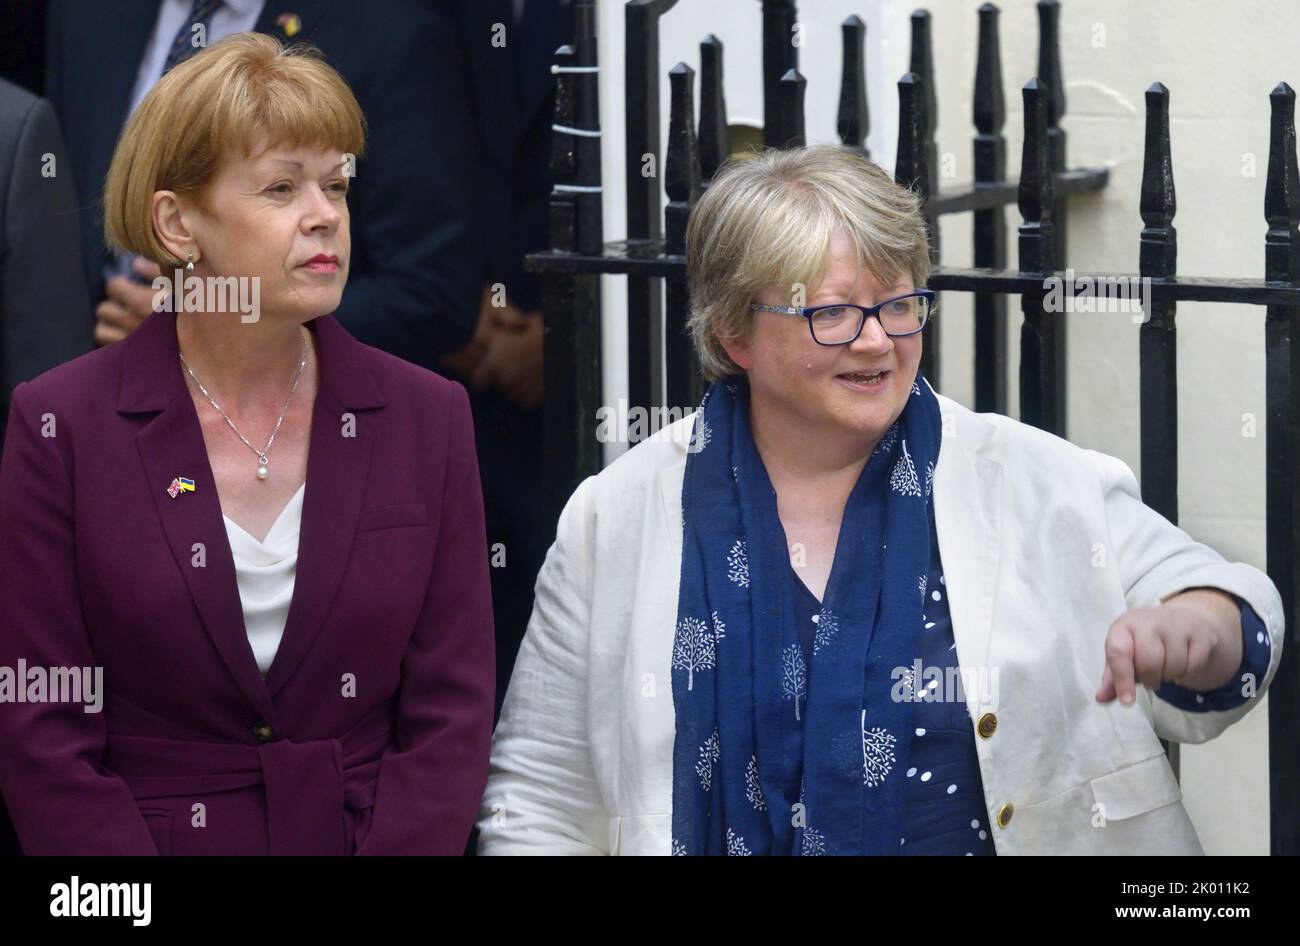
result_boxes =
[0,311,495,854]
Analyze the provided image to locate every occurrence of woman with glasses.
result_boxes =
[477,145,1282,855]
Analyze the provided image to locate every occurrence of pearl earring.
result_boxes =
[186,252,195,272]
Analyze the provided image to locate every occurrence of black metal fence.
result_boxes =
[527,0,1299,855]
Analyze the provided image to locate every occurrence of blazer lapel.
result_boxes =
[264,315,384,696]
[125,313,276,721]
[96,0,157,140]
[931,406,1005,674]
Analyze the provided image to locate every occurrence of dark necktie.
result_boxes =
[162,0,224,75]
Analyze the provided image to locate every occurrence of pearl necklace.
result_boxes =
[179,330,309,480]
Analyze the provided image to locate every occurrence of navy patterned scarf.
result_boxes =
[670,372,943,855]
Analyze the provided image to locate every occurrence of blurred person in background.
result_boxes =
[0,73,93,858]
[0,77,90,444]
[443,0,572,723]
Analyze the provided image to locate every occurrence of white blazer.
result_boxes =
[477,391,1285,855]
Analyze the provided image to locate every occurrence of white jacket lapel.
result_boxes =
[932,426,1005,676]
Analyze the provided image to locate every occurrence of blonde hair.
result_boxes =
[103,32,367,268]
[686,145,932,380]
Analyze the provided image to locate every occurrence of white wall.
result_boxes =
[589,0,1281,855]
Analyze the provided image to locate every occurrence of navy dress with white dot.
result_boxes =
[791,515,995,856]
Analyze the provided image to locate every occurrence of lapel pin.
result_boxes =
[167,476,196,499]
[277,13,301,37]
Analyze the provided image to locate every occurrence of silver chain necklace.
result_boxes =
[179,330,309,480]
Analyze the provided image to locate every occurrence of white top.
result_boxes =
[223,483,305,675]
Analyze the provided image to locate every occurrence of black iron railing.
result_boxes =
[527,0,1300,855]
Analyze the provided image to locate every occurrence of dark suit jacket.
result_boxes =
[447,0,571,724]
[452,0,569,313]
[0,310,495,854]
[44,0,480,367]
[0,77,92,442]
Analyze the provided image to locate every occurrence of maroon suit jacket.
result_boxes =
[0,311,495,854]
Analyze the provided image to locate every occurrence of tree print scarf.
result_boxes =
[670,372,943,855]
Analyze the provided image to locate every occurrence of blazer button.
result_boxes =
[996,802,1014,827]
[253,722,276,742]
[977,712,998,738]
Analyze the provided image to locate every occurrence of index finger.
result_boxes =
[132,256,162,278]
[1103,621,1138,705]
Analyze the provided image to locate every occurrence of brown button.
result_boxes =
[253,722,276,742]
[977,712,998,739]
[997,802,1014,827]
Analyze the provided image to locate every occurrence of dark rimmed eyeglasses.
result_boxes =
[748,289,937,345]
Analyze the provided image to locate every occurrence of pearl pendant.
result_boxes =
[257,456,269,480]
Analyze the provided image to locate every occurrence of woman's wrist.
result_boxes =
[1160,587,1244,691]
